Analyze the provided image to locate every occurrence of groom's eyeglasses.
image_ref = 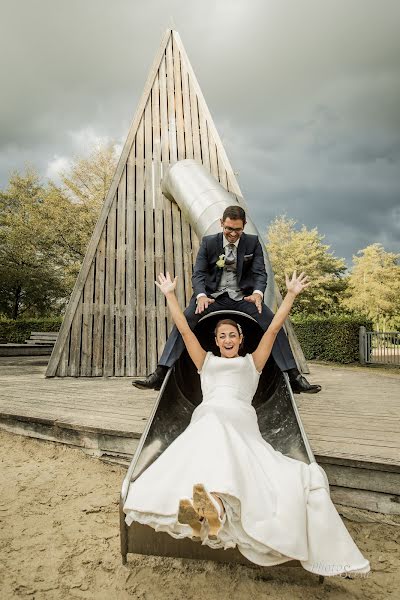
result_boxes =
[223,226,244,233]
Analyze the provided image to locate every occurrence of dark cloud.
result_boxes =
[1,0,399,265]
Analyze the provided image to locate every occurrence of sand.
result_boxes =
[0,430,399,600]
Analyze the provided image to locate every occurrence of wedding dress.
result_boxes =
[123,351,370,576]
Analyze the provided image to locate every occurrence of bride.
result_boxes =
[123,271,370,577]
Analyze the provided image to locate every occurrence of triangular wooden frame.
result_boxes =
[46,29,245,377]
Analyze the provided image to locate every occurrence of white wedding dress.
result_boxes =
[124,351,370,576]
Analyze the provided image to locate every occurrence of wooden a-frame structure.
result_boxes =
[46,29,244,377]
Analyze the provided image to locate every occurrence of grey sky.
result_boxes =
[1,0,399,265]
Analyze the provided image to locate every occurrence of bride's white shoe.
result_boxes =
[193,483,225,540]
[177,497,203,541]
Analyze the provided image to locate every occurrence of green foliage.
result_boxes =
[37,142,117,288]
[291,315,373,363]
[0,169,68,319]
[0,317,61,343]
[266,216,347,315]
[31,142,117,290]
[342,243,400,331]
[0,143,117,318]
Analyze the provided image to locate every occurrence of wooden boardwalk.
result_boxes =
[0,357,399,514]
[297,363,400,467]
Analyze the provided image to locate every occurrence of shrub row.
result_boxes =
[291,315,373,364]
[0,318,62,344]
[1,315,371,364]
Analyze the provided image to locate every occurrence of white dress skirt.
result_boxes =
[123,352,370,577]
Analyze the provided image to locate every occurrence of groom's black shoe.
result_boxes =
[132,365,168,390]
[289,374,322,394]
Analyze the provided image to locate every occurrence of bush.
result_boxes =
[291,315,373,364]
[0,317,62,344]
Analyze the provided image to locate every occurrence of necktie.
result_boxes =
[225,244,236,269]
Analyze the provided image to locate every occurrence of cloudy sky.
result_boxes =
[1,0,399,265]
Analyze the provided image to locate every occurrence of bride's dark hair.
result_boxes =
[214,319,244,350]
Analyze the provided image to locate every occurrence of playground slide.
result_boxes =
[120,161,315,565]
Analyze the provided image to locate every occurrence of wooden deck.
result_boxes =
[0,356,399,514]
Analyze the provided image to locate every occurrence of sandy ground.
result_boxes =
[1,431,399,600]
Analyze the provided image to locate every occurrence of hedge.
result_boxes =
[291,315,373,364]
[0,314,371,363]
[0,318,62,344]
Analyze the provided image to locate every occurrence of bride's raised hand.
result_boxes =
[285,270,311,296]
[155,272,178,296]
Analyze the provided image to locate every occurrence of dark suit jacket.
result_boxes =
[192,232,267,298]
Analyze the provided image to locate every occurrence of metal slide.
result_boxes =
[120,161,315,565]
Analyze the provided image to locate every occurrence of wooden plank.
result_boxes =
[173,39,193,305]
[190,226,200,267]
[3,399,152,417]
[151,72,167,359]
[0,391,151,410]
[103,199,116,376]
[322,464,400,495]
[0,401,149,424]
[198,98,210,171]
[144,98,157,373]
[330,485,400,515]
[68,296,83,376]
[0,402,151,428]
[173,31,242,196]
[115,169,126,376]
[309,439,400,465]
[307,431,400,447]
[57,331,70,377]
[135,117,146,375]
[207,127,219,180]
[46,29,173,377]
[166,37,185,308]
[188,75,201,163]
[172,36,186,162]
[125,144,136,376]
[171,182,185,309]
[30,332,58,338]
[92,228,106,376]
[297,421,400,439]
[80,260,94,375]
[182,216,193,305]
[180,54,194,160]
[316,453,400,472]
[166,36,177,163]
[187,73,202,269]
[159,53,174,333]
[0,417,140,456]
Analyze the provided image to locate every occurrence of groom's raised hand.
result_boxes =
[195,296,215,314]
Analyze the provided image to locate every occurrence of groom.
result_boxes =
[133,205,321,394]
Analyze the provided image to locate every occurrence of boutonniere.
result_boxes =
[216,254,226,268]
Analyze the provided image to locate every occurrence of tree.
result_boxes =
[62,141,117,214]
[35,142,117,288]
[342,244,400,331]
[266,216,347,315]
[0,143,118,318]
[0,169,66,318]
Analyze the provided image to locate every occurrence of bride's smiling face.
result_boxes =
[215,324,243,358]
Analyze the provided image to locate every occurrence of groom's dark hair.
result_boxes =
[222,205,246,224]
